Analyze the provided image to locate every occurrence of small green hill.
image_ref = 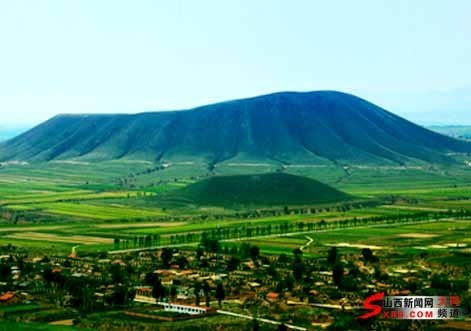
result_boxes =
[166,173,351,207]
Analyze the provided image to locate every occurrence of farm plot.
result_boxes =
[94,222,187,229]
[0,225,72,233]
[1,190,145,205]
[235,220,471,255]
[26,202,167,220]
[5,232,113,245]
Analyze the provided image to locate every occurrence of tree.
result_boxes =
[110,286,128,306]
[333,263,344,286]
[361,248,378,263]
[203,281,211,307]
[160,248,173,267]
[293,248,303,261]
[215,282,225,307]
[0,262,10,282]
[250,245,260,262]
[176,255,188,269]
[194,281,201,306]
[144,272,158,286]
[152,277,166,300]
[278,254,289,264]
[196,246,204,259]
[43,266,55,285]
[110,264,125,284]
[293,261,305,281]
[328,246,338,264]
[170,285,178,301]
[227,256,240,271]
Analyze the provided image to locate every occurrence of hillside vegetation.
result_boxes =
[161,173,352,207]
[1,91,470,165]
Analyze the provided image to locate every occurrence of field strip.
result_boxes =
[397,233,438,239]
[381,205,448,212]
[325,242,384,250]
[0,191,142,205]
[108,218,449,254]
[0,225,71,233]
[6,232,113,245]
[225,163,273,167]
[95,222,187,229]
[3,190,91,200]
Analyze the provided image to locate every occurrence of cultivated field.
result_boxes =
[0,161,470,256]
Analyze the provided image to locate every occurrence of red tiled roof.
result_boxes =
[0,292,14,301]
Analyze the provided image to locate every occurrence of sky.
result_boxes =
[1,0,470,126]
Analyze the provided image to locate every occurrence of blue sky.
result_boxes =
[1,0,470,126]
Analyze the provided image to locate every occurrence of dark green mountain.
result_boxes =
[1,91,470,165]
[164,173,351,207]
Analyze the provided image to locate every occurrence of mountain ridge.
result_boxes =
[1,91,470,165]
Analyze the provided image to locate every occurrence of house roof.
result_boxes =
[0,292,15,301]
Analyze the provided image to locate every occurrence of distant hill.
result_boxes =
[428,125,471,141]
[0,127,28,142]
[163,173,352,207]
[1,91,470,165]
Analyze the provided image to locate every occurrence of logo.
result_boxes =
[360,293,464,320]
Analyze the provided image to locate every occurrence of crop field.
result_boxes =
[22,202,166,220]
[240,220,471,257]
[0,160,470,331]
[0,162,470,256]
[5,232,113,245]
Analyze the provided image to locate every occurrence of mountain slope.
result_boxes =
[1,91,470,165]
[162,173,352,207]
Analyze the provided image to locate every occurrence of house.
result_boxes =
[0,292,15,302]
[247,282,261,289]
[266,292,279,301]
[111,259,126,266]
[134,287,156,304]
[154,269,177,276]
[158,302,211,315]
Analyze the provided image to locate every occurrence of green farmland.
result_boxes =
[0,161,470,331]
[0,161,470,256]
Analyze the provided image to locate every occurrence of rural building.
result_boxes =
[158,302,211,315]
[0,292,15,302]
[134,287,156,304]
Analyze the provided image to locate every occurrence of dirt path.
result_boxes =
[300,236,314,251]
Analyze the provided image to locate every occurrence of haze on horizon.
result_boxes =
[1,0,470,127]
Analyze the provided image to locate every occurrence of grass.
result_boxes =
[0,161,470,256]
[0,322,90,331]
[240,219,471,256]
[0,304,42,314]
[161,172,352,207]
[28,202,166,220]
[0,237,75,254]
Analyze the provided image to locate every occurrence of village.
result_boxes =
[0,233,468,331]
